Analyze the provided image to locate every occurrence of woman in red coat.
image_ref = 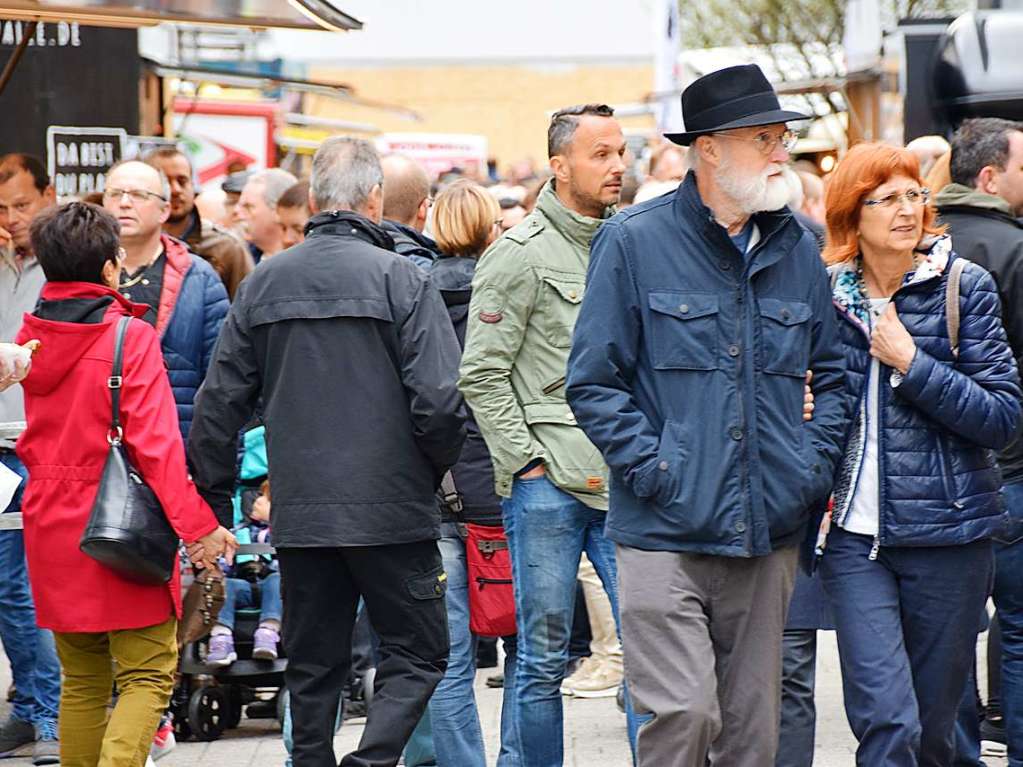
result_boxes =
[15,202,235,767]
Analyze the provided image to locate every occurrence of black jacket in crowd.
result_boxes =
[938,189,1023,483]
[431,254,503,526]
[187,210,467,546]
[382,219,441,269]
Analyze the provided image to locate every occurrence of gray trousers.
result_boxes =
[618,544,799,767]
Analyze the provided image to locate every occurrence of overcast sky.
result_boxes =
[265,0,659,64]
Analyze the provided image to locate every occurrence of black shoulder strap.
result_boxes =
[108,316,130,443]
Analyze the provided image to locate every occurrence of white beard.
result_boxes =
[716,162,790,214]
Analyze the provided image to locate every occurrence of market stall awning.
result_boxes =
[148,59,422,120]
[0,0,361,32]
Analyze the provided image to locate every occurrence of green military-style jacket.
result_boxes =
[458,180,609,510]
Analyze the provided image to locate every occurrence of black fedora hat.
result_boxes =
[664,64,809,146]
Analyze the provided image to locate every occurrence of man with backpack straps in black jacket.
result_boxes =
[936,116,1023,764]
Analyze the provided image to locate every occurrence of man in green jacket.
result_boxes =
[459,103,634,765]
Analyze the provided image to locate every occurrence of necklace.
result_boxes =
[119,247,162,289]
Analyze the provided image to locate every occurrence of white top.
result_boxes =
[843,297,891,536]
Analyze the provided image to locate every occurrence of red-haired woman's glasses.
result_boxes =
[863,188,930,209]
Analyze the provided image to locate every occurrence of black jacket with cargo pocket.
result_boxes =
[187,210,467,546]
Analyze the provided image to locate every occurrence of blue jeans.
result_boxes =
[995,480,1023,766]
[218,571,282,630]
[405,526,521,766]
[0,451,61,728]
[821,527,993,767]
[502,476,636,766]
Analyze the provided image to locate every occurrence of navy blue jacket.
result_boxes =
[156,235,228,440]
[829,243,1021,548]
[567,173,848,557]
[431,254,503,525]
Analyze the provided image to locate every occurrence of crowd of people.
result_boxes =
[1,60,1023,767]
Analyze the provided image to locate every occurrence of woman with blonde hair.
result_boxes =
[408,179,521,766]
[818,142,1020,765]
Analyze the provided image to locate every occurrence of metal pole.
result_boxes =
[0,20,39,99]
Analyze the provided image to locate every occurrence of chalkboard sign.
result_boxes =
[46,126,128,199]
[0,22,138,169]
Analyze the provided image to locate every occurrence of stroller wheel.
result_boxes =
[187,686,229,741]
[225,685,244,730]
[362,667,375,708]
[170,685,192,741]
[276,687,288,729]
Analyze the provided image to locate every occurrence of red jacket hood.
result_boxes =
[17,283,149,397]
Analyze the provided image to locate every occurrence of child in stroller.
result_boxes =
[206,479,281,666]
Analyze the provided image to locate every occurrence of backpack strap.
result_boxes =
[946,258,967,360]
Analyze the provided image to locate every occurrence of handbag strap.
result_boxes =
[107,316,130,445]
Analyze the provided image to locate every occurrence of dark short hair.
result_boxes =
[144,146,192,174]
[277,179,310,210]
[31,202,120,284]
[950,117,1023,188]
[547,104,615,158]
[0,153,50,193]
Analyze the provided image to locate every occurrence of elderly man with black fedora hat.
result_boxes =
[565,64,849,765]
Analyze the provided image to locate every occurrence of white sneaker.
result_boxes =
[563,658,623,699]
[560,657,595,696]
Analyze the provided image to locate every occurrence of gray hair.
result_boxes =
[105,159,171,203]
[950,118,1023,188]
[311,137,383,212]
[249,168,298,209]
[547,104,615,159]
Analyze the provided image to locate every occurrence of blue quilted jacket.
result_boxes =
[157,235,228,440]
[829,237,1021,548]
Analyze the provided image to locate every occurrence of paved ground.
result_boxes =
[0,631,1007,766]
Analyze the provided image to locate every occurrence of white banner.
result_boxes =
[654,0,683,132]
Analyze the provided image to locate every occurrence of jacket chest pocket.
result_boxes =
[758,298,811,377]
[647,291,719,371]
[541,276,584,348]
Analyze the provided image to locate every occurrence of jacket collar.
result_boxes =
[39,281,148,319]
[934,183,1015,216]
[305,210,396,252]
[535,180,610,249]
[381,219,439,253]
[674,170,798,273]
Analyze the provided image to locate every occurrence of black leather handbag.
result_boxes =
[79,316,179,585]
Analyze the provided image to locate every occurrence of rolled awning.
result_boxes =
[148,59,422,120]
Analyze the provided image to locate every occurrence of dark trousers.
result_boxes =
[279,542,450,767]
[995,480,1023,766]
[821,528,993,767]
[777,629,818,767]
[953,662,984,767]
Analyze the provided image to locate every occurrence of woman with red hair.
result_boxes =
[818,142,1021,765]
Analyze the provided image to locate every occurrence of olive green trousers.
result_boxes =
[54,616,177,767]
